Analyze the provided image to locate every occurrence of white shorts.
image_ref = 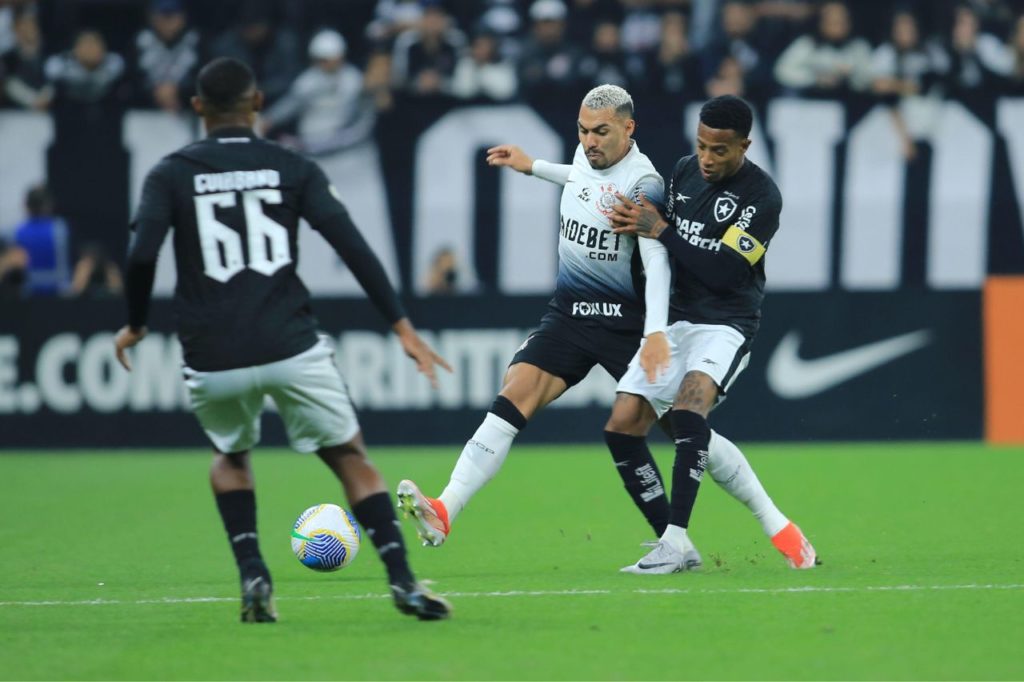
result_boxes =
[183,336,360,454]
[616,321,750,418]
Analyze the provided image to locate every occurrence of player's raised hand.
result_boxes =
[639,331,670,384]
[393,319,453,389]
[611,192,669,239]
[485,144,534,174]
[114,325,147,371]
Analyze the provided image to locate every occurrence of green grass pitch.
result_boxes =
[1,443,1022,680]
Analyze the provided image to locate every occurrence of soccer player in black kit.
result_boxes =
[113,58,453,620]
[609,95,819,573]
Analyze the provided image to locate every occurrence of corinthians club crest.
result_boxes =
[596,183,619,216]
[714,196,738,223]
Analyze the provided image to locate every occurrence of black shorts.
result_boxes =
[509,310,643,387]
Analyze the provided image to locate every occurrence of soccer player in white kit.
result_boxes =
[397,84,676,546]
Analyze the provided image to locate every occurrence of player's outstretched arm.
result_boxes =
[485,144,534,174]
[486,144,572,185]
[393,318,453,389]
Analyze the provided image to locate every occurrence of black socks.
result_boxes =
[215,490,263,570]
[352,492,415,585]
[668,410,711,529]
[603,431,670,535]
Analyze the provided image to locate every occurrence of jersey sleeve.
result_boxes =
[632,172,665,211]
[300,161,407,324]
[125,160,175,329]
[662,157,687,216]
[638,237,669,336]
[531,159,572,185]
[129,159,175,262]
[719,185,782,267]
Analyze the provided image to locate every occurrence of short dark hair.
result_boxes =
[699,95,753,139]
[196,58,256,113]
[25,185,53,217]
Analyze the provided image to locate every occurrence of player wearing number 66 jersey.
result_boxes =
[113,57,452,622]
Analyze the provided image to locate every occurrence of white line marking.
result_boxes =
[1,583,1021,608]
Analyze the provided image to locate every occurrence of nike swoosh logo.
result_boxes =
[766,329,932,400]
[637,562,675,569]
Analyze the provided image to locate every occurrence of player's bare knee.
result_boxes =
[214,449,250,470]
[499,363,565,419]
[317,437,367,465]
[672,371,717,417]
[604,392,656,436]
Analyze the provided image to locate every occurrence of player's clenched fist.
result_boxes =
[485,144,535,175]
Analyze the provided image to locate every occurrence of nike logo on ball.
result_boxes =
[766,329,932,399]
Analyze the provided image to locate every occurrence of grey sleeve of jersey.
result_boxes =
[632,173,665,211]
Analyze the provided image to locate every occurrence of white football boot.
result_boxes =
[621,538,703,574]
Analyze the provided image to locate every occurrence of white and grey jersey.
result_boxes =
[548,142,667,333]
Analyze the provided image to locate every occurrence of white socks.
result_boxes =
[439,413,520,523]
[661,524,691,554]
[708,430,789,538]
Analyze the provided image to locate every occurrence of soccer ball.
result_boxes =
[290,504,362,571]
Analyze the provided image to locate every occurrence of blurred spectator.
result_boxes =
[0,235,27,299]
[474,0,524,59]
[955,0,1016,34]
[68,242,122,298]
[391,1,465,96]
[45,29,125,105]
[872,10,946,99]
[1,6,50,110]
[0,0,17,55]
[706,55,747,97]
[774,1,873,97]
[424,247,460,295]
[1007,13,1024,94]
[366,0,424,51]
[44,29,128,264]
[12,185,71,296]
[703,1,775,100]
[871,9,947,159]
[642,11,703,98]
[518,0,584,103]
[363,48,396,111]
[941,4,1013,102]
[620,0,662,56]
[132,0,199,113]
[451,28,518,101]
[210,0,302,105]
[578,20,636,88]
[557,0,613,48]
[261,29,376,156]
[750,0,816,55]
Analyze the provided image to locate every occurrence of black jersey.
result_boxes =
[128,126,404,371]
[657,155,782,341]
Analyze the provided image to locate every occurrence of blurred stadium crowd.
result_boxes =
[1,0,1023,299]
[3,0,1024,136]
